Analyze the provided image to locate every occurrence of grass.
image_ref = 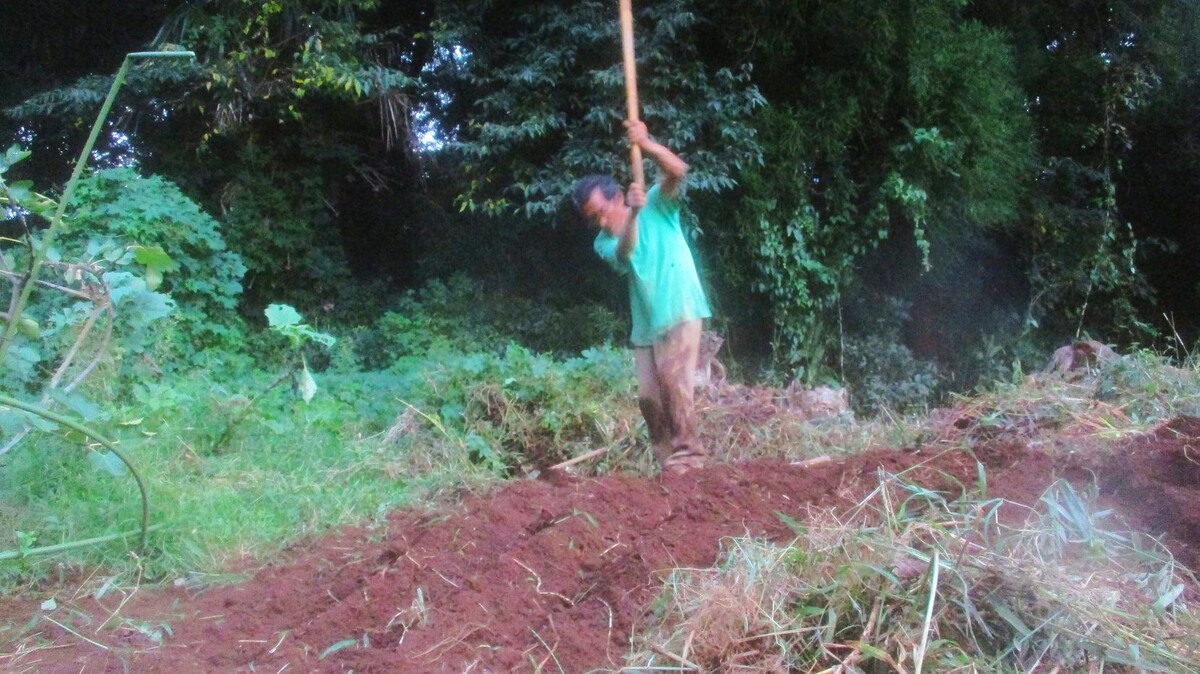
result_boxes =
[945,351,1200,439]
[625,474,1200,673]
[690,349,1200,472]
[0,367,496,591]
[617,352,1200,673]
[5,345,1200,592]
[0,342,641,591]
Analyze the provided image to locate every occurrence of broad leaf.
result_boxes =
[1,145,31,173]
[132,245,179,291]
[88,450,128,477]
[265,303,303,328]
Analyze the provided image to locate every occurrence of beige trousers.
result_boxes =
[635,319,705,469]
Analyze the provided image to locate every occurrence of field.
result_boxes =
[3,366,1200,673]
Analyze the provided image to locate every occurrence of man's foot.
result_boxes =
[663,450,707,475]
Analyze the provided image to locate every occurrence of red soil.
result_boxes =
[4,416,1200,673]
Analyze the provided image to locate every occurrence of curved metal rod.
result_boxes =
[0,393,150,550]
[0,524,164,562]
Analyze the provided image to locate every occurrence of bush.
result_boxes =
[843,335,939,414]
[348,275,623,371]
[64,168,247,356]
[381,342,637,474]
[841,297,939,414]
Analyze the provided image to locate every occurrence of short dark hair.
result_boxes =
[572,174,620,211]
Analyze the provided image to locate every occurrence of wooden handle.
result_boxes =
[619,0,645,188]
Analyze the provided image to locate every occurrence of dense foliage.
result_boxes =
[695,0,1035,383]
[64,169,246,354]
[430,0,764,217]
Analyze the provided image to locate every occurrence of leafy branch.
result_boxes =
[207,304,336,452]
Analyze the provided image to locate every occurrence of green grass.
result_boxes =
[0,343,639,591]
[2,422,373,585]
[0,369,476,590]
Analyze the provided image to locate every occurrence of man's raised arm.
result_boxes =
[625,120,689,198]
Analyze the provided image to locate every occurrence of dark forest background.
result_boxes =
[3,0,1199,409]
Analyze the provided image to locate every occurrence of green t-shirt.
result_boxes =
[594,184,712,346]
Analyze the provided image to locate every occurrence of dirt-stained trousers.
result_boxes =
[635,319,706,470]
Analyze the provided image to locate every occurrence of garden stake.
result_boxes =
[0,50,194,366]
[0,525,164,562]
[548,447,608,471]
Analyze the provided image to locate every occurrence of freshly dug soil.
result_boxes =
[5,417,1200,673]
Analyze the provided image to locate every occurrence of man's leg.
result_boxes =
[634,347,673,467]
[653,319,706,473]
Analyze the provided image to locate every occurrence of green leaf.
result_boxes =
[132,245,179,291]
[990,600,1032,639]
[319,638,357,660]
[144,268,163,291]
[1152,583,1185,615]
[1,145,31,173]
[857,643,889,662]
[47,389,104,421]
[16,531,37,552]
[265,303,302,328]
[88,451,128,477]
[6,181,34,204]
[132,244,177,270]
[17,317,40,340]
[775,511,806,535]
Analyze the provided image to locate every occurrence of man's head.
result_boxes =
[573,174,626,234]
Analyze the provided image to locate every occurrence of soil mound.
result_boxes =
[7,417,1200,673]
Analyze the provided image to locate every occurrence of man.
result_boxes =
[572,120,710,474]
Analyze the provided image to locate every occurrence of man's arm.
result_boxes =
[618,182,644,261]
[625,120,689,198]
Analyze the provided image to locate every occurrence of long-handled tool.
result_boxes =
[619,0,645,189]
[546,2,644,476]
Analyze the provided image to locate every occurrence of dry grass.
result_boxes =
[626,473,1200,673]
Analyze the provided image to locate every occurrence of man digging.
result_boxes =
[573,120,710,475]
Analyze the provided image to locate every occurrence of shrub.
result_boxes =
[64,168,247,356]
[840,296,940,414]
[350,275,623,371]
[384,343,638,474]
[843,334,939,414]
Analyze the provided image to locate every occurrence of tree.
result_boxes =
[691,0,1034,383]
[7,0,435,312]
[427,0,765,218]
[967,0,1190,342]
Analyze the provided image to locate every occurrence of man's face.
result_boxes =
[581,188,625,235]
